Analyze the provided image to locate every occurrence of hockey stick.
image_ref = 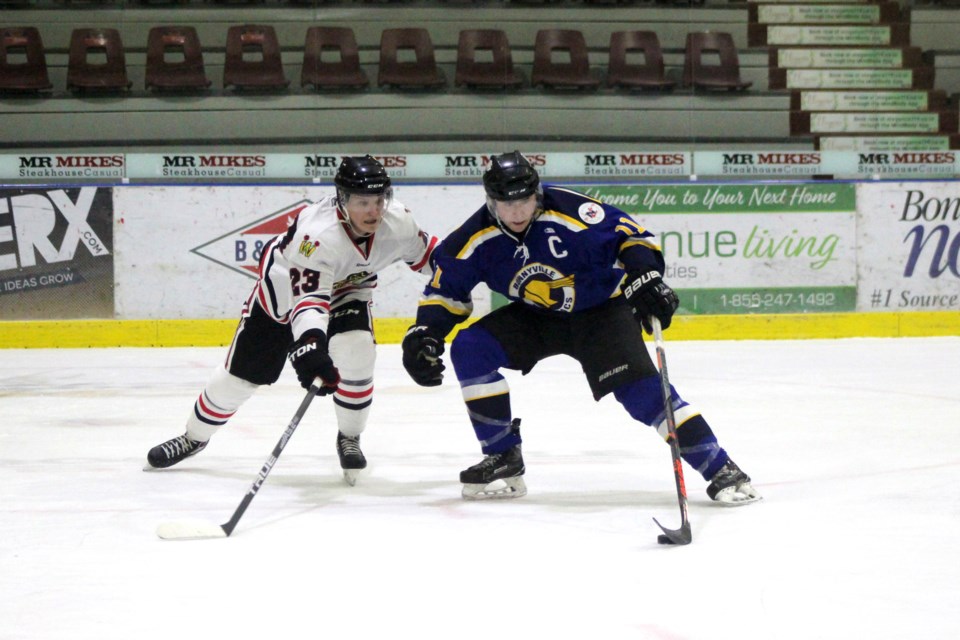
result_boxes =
[649,316,693,546]
[156,383,321,541]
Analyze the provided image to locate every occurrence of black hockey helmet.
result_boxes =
[334,155,391,196]
[483,151,540,202]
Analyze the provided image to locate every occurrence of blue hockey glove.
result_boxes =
[288,329,340,394]
[402,325,445,387]
[622,269,680,334]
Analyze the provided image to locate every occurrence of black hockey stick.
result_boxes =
[156,383,321,540]
[650,316,692,546]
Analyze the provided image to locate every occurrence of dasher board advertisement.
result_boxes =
[856,182,960,312]
[113,185,487,320]
[578,183,858,314]
[0,186,114,320]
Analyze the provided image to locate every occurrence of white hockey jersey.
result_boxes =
[250,195,436,341]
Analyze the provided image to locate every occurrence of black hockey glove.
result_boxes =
[401,325,446,387]
[288,329,340,394]
[622,269,680,334]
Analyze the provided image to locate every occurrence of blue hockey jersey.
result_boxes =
[416,185,666,336]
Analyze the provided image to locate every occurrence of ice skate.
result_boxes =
[460,444,527,500]
[146,433,208,469]
[336,431,367,486]
[707,459,761,506]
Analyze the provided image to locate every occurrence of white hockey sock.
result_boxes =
[185,365,258,442]
[329,330,376,437]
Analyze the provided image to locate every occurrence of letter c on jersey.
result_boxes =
[548,236,568,259]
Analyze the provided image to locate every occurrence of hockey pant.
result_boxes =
[449,319,729,481]
[184,299,376,442]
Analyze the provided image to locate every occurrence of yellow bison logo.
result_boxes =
[509,263,575,311]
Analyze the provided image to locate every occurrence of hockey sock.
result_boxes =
[613,376,728,480]
[186,366,258,441]
[329,330,375,437]
[675,415,729,481]
[450,325,518,454]
[460,372,518,454]
[613,375,698,435]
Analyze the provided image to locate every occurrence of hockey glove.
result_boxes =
[401,325,445,387]
[622,269,680,334]
[288,329,341,394]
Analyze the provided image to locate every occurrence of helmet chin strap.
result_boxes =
[337,189,390,239]
[487,197,542,243]
[337,201,373,239]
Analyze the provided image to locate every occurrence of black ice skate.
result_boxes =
[146,433,208,469]
[707,459,761,506]
[336,431,367,486]
[460,444,527,500]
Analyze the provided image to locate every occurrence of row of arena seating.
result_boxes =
[0,0,710,7]
[0,25,752,93]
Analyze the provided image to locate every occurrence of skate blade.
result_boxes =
[342,469,361,486]
[713,485,763,507]
[462,476,527,500]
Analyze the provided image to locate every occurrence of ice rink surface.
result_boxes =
[2,337,959,640]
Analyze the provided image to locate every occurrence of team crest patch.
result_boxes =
[509,262,575,311]
[298,235,320,258]
[578,202,605,224]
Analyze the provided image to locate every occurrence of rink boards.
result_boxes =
[1,180,958,346]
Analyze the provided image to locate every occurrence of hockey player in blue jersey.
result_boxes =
[402,151,760,504]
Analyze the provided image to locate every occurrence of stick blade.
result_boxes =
[653,517,692,546]
[156,520,228,541]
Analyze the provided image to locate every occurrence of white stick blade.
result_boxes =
[156,521,227,541]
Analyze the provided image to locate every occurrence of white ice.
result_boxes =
[2,337,959,640]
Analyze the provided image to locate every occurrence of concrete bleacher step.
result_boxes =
[769,46,924,70]
[789,89,949,112]
[790,110,960,135]
[815,133,960,151]
[747,1,904,25]
[750,0,960,153]
[769,66,936,90]
[748,22,912,47]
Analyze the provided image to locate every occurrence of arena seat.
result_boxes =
[378,28,445,90]
[682,31,752,92]
[606,30,675,91]
[223,24,290,91]
[66,28,132,93]
[145,26,211,92]
[531,29,600,90]
[0,26,52,94]
[301,26,369,90]
[454,29,524,90]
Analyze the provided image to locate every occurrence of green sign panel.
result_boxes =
[787,69,913,89]
[578,184,856,215]
[800,91,928,111]
[574,184,858,315]
[760,5,880,24]
[679,286,856,314]
[778,48,903,68]
[810,113,941,133]
[818,136,952,152]
[769,25,892,45]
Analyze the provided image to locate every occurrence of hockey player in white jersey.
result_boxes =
[147,156,437,485]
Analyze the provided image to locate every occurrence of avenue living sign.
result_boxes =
[579,183,858,314]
